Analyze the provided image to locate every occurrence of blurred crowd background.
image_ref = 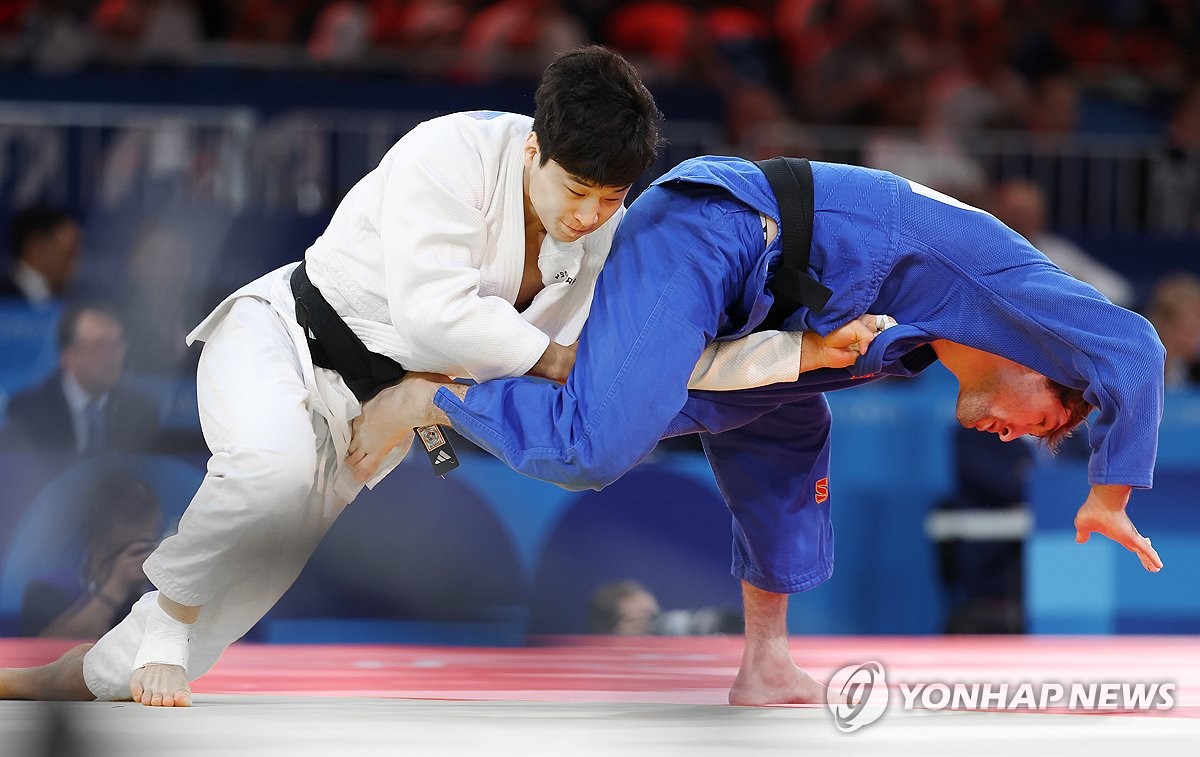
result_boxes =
[0,0,1197,645]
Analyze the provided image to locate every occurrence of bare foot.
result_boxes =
[727,638,833,706]
[0,644,95,701]
[130,664,191,707]
[729,665,831,706]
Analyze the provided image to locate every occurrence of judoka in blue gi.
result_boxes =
[349,156,1166,706]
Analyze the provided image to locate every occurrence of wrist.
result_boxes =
[799,332,822,373]
[424,380,460,426]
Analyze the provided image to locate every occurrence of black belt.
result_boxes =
[289,261,460,476]
[753,157,833,332]
[290,261,405,403]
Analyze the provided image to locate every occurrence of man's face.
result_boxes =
[612,589,661,635]
[955,363,1070,443]
[32,221,82,292]
[62,310,128,396]
[524,134,630,243]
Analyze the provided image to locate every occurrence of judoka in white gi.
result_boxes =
[0,45,879,708]
[0,45,673,707]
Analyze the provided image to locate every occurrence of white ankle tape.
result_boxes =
[132,603,194,673]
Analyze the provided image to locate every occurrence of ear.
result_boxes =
[523,132,540,166]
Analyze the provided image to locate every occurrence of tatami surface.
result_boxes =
[2,635,1197,756]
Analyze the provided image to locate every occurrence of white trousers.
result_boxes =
[84,294,357,700]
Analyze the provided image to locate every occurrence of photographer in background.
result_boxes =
[588,580,743,636]
[22,472,164,639]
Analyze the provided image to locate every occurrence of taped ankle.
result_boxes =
[132,603,194,673]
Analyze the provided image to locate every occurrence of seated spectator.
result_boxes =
[19,0,97,74]
[588,580,661,635]
[0,206,82,309]
[587,580,743,636]
[306,0,371,65]
[1146,271,1200,388]
[21,471,163,638]
[602,1,698,82]
[3,300,160,455]
[458,0,587,82]
[1146,83,1200,235]
[91,0,204,66]
[991,179,1135,307]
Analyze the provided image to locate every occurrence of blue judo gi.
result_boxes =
[437,157,1166,594]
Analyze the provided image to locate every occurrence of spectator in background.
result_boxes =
[458,0,587,82]
[1147,83,1200,236]
[588,580,660,635]
[21,472,163,638]
[602,1,697,82]
[306,0,371,65]
[371,0,469,74]
[859,63,989,207]
[588,580,744,636]
[91,0,205,67]
[0,206,82,309]
[1146,271,1200,388]
[19,0,97,74]
[796,0,928,126]
[1023,72,1081,137]
[991,178,1135,308]
[3,301,160,455]
[227,0,312,46]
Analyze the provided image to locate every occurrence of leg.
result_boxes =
[728,581,828,705]
[699,393,836,705]
[0,644,95,701]
[85,297,335,706]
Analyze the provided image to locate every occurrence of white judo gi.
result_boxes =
[81,112,806,699]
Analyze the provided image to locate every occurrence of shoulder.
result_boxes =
[400,111,532,157]
[7,376,63,412]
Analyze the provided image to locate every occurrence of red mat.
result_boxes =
[3,635,1197,715]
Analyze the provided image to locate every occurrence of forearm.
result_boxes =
[688,332,802,391]
[422,382,460,426]
[526,341,576,383]
[436,309,705,490]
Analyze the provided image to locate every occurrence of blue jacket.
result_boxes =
[438,157,1165,491]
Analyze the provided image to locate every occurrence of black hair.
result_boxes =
[78,471,161,543]
[532,45,665,189]
[8,206,76,259]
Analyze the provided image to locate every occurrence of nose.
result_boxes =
[573,197,600,227]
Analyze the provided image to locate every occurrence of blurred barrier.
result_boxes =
[0,98,1193,239]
